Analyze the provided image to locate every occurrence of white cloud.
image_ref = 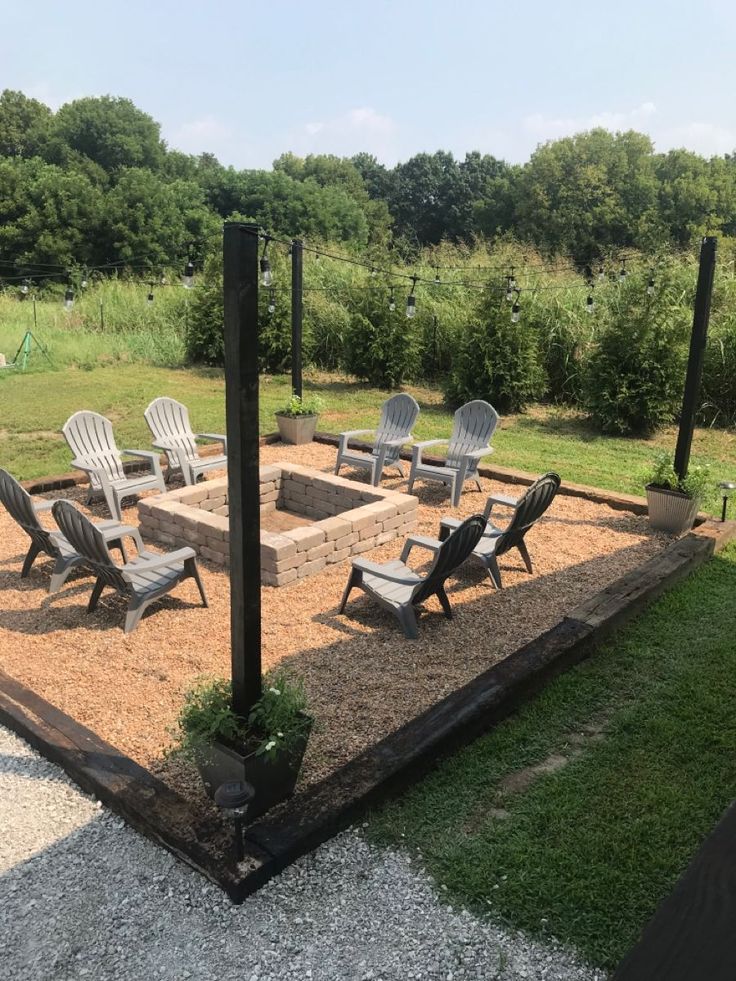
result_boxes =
[295,107,399,162]
[655,121,736,157]
[169,116,235,155]
[522,101,657,141]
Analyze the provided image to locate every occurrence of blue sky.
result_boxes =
[3,0,736,168]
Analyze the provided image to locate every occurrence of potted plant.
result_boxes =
[645,452,711,535]
[275,392,323,445]
[173,669,312,820]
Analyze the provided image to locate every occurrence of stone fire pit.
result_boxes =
[138,463,418,586]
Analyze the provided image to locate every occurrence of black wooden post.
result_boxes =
[223,221,262,715]
[674,236,717,481]
[291,239,303,399]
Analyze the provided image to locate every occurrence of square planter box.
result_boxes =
[646,484,699,535]
[196,715,312,821]
[275,413,318,445]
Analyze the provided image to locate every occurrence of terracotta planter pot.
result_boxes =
[646,484,699,535]
[275,412,318,445]
[196,715,312,821]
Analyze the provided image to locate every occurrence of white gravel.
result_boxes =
[0,724,605,981]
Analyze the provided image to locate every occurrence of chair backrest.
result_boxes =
[372,393,420,462]
[144,397,198,463]
[495,472,561,558]
[62,411,126,483]
[413,514,486,604]
[52,500,127,593]
[0,468,56,557]
[446,400,499,470]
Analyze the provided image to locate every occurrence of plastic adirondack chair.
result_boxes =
[144,397,227,486]
[338,513,486,639]
[52,500,208,633]
[439,472,561,588]
[335,393,420,486]
[0,467,136,593]
[407,400,499,507]
[62,410,166,521]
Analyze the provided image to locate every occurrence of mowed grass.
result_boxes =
[367,543,736,968]
[0,361,734,515]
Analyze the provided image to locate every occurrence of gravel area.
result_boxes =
[0,724,606,981]
[0,441,668,807]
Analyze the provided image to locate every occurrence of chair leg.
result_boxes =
[518,540,533,574]
[451,476,462,508]
[486,556,502,589]
[407,471,416,495]
[474,477,483,493]
[49,557,76,594]
[104,488,123,522]
[396,603,419,639]
[124,598,148,634]
[338,567,362,614]
[334,458,342,476]
[21,542,42,578]
[186,558,209,607]
[436,586,453,619]
[87,578,105,613]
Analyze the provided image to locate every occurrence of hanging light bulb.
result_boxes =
[81,272,88,289]
[586,292,595,314]
[267,288,276,315]
[598,262,605,283]
[260,235,272,286]
[505,277,513,302]
[584,264,593,283]
[511,289,521,324]
[434,268,441,285]
[64,288,75,311]
[371,266,377,278]
[647,273,655,296]
[147,285,154,305]
[388,290,396,312]
[182,260,195,289]
[406,276,418,318]
[619,259,627,282]
[19,280,29,298]
[509,267,516,290]
[160,274,168,286]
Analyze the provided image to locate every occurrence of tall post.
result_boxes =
[223,221,262,715]
[99,302,105,332]
[291,239,303,399]
[674,236,717,480]
[32,299,37,330]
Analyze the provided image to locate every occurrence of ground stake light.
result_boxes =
[214,780,255,863]
[719,481,736,522]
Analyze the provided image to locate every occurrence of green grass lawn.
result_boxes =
[367,542,736,968]
[1,362,734,515]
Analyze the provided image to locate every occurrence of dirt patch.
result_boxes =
[260,507,315,534]
[0,441,668,817]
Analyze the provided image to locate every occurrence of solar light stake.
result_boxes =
[214,781,255,863]
[719,481,736,522]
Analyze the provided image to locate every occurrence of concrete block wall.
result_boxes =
[137,464,418,587]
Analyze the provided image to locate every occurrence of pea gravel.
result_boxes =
[0,725,606,981]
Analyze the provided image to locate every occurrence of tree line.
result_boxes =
[1,89,736,274]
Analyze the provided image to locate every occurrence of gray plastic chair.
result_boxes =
[52,500,208,633]
[144,396,227,486]
[335,393,420,486]
[408,400,499,507]
[0,467,134,593]
[63,410,166,521]
[439,472,561,587]
[338,514,486,638]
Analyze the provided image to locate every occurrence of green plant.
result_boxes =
[277,392,323,417]
[645,450,711,501]
[173,669,310,763]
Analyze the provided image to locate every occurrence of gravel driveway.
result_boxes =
[0,724,605,981]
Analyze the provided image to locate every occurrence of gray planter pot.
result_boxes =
[646,484,699,535]
[196,715,312,821]
[275,412,318,445]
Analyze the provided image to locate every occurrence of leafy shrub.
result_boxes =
[584,269,690,435]
[306,292,349,370]
[277,392,323,416]
[444,286,545,412]
[701,314,736,427]
[645,450,711,501]
[185,254,224,365]
[343,300,420,388]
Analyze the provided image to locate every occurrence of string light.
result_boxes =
[371,266,377,278]
[19,280,29,298]
[388,289,396,312]
[505,277,514,302]
[182,259,195,289]
[434,268,441,285]
[406,276,418,319]
[586,291,595,314]
[64,288,75,311]
[260,236,272,286]
[598,262,605,283]
[619,258,627,282]
[267,288,276,315]
[647,272,655,296]
[509,267,516,290]
[147,283,154,304]
[511,289,521,324]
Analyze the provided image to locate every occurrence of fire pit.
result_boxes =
[138,463,418,586]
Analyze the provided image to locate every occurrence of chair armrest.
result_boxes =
[33,498,57,513]
[411,439,447,465]
[70,458,103,476]
[340,429,373,439]
[460,446,494,461]
[483,492,517,521]
[196,432,227,446]
[121,449,161,462]
[439,516,462,531]
[383,435,413,447]
[122,546,196,577]
[400,534,443,563]
[352,557,418,585]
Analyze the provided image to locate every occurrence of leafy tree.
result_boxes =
[0,89,52,157]
[49,96,164,173]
